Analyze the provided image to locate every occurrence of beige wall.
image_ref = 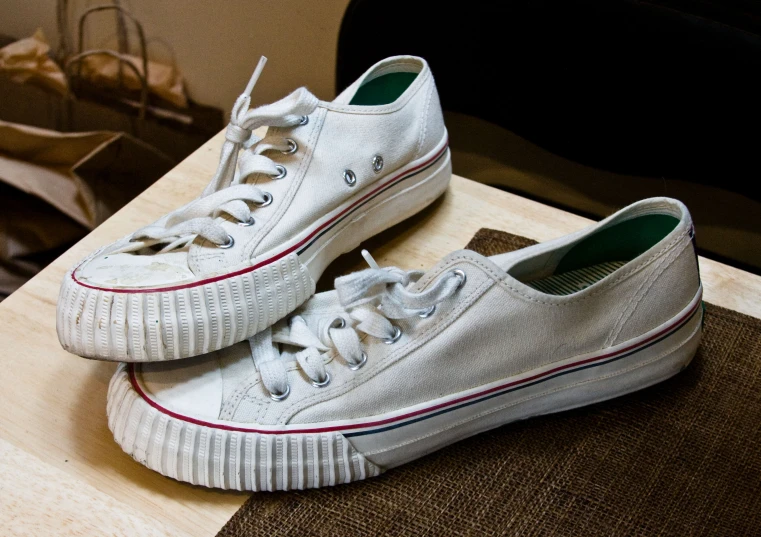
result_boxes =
[1,0,351,115]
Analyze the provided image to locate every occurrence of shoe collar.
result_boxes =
[491,197,693,302]
[323,55,431,114]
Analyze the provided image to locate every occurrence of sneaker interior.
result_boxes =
[349,72,419,105]
[512,213,680,295]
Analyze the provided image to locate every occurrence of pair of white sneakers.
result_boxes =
[57,56,703,491]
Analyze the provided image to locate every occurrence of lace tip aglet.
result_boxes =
[360,249,381,270]
[244,56,268,96]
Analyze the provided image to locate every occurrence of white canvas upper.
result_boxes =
[58,55,451,361]
[74,56,445,285]
[108,197,704,490]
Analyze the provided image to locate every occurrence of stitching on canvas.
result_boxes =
[604,250,671,347]
[605,240,690,346]
[415,82,434,160]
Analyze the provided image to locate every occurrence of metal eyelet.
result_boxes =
[349,351,367,371]
[273,165,287,179]
[256,192,273,207]
[451,269,466,289]
[282,138,298,155]
[372,155,384,173]
[329,317,346,329]
[311,371,331,388]
[298,115,309,126]
[383,325,402,345]
[418,305,436,318]
[343,169,356,186]
[269,384,290,401]
[238,216,255,227]
[218,235,235,249]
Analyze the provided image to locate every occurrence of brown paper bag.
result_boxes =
[0,29,68,96]
[0,120,173,300]
[78,53,188,108]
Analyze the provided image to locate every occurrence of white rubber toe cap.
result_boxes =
[75,251,195,289]
[135,354,223,421]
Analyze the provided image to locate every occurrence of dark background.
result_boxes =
[336,0,761,273]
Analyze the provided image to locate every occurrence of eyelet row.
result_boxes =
[221,122,307,249]
[217,192,273,248]
[221,125,306,248]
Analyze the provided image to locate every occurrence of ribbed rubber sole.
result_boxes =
[107,364,383,491]
[57,253,314,362]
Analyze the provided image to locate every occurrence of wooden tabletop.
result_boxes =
[2,132,760,536]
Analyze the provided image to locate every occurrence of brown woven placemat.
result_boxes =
[218,229,761,537]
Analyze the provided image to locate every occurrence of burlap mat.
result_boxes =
[218,229,761,537]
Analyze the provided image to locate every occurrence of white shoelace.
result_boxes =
[125,57,319,253]
[250,251,465,400]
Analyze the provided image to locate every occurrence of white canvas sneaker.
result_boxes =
[106,197,703,491]
[57,55,451,362]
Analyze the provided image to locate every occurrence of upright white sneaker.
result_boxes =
[106,197,703,491]
[57,55,450,362]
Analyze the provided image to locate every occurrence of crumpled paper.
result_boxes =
[78,53,189,108]
[0,29,68,95]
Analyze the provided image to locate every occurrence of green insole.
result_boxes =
[349,72,418,106]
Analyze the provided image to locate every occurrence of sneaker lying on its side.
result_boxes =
[107,197,702,490]
[57,55,451,362]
